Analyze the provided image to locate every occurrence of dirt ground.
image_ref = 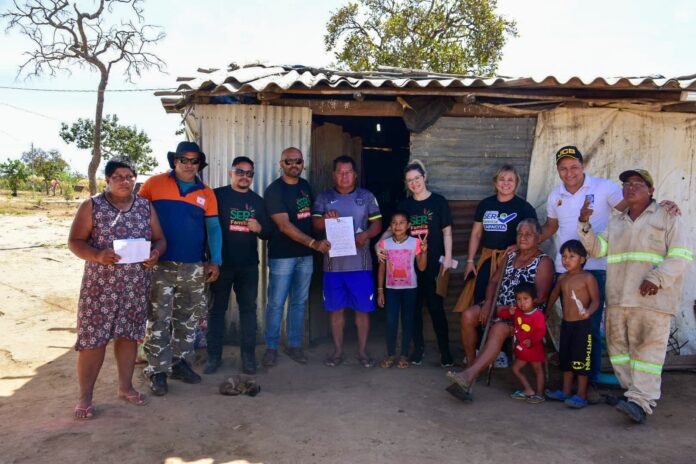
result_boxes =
[1,197,695,464]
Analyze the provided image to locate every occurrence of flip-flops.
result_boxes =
[74,404,94,420]
[118,391,148,406]
[445,383,473,403]
[219,374,261,397]
[396,356,410,369]
[324,355,344,367]
[545,389,570,402]
[380,356,395,368]
[564,395,588,409]
[527,395,545,404]
[446,371,472,394]
[510,390,528,400]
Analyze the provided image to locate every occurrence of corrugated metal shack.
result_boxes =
[158,65,696,354]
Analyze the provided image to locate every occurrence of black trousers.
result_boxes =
[412,268,451,358]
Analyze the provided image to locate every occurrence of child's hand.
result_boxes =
[523,339,531,348]
[377,291,385,308]
[419,236,428,253]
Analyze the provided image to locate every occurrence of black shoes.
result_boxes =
[149,372,168,396]
[410,346,425,365]
[241,351,257,375]
[262,349,278,367]
[284,347,308,364]
[605,394,628,406]
[203,357,222,375]
[170,358,202,384]
[616,399,647,424]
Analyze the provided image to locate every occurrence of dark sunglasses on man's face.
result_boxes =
[234,168,254,178]
[282,158,303,166]
[177,157,201,165]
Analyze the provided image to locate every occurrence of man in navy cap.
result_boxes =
[139,141,222,395]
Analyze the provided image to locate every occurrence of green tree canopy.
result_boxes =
[60,114,158,175]
[20,146,69,194]
[324,0,517,75]
[0,158,29,196]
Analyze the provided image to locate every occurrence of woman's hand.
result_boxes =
[376,243,387,263]
[478,302,492,325]
[464,261,477,278]
[95,248,121,265]
[143,249,160,268]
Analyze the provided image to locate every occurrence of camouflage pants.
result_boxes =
[143,261,207,376]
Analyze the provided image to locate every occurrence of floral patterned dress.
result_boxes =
[75,193,152,350]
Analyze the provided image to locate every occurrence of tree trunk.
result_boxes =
[88,74,108,195]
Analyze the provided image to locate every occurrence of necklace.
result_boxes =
[392,235,409,244]
[105,191,134,227]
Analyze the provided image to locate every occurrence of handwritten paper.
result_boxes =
[113,239,151,264]
[325,217,357,258]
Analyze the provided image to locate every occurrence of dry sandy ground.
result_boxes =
[1,205,695,464]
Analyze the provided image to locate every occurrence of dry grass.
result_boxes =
[0,189,84,219]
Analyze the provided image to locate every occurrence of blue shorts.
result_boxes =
[323,271,375,313]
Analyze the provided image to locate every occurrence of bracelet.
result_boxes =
[466,259,474,263]
[377,288,384,292]
[308,239,316,249]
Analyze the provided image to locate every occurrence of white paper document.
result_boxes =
[113,238,151,264]
[325,217,357,258]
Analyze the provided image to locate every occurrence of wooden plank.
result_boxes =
[269,99,404,117]
[664,354,696,371]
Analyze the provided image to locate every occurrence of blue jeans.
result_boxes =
[587,269,606,383]
[264,256,314,349]
[385,288,418,357]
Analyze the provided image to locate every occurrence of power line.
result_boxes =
[0,85,176,93]
[0,102,60,121]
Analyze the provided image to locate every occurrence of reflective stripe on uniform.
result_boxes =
[607,252,664,265]
[631,359,663,376]
[667,247,694,261]
[609,354,630,364]
[597,235,609,257]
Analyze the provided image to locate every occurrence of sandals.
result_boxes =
[324,355,344,367]
[527,395,545,404]
[397,356,410,369]
[545,389,570,402]
[380,356,395,368]
[564,394,588,409]
[446,371,472,394]
[357,356,375,368]
[118,391,148,406]
[74,404,94,420]
[510,390,528,400]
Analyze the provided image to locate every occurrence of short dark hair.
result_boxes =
[560,239,588,266]
[232,156,254,168]
[333,155,356,171]
[390,210,411,223]
[513,281,537,299]
[105,156,137,177]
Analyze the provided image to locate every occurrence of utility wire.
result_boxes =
[0,85,176,92]
[0,102,60,121]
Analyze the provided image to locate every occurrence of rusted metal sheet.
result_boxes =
[410,117,537,201]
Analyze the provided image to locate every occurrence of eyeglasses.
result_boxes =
[282,158,304,166]
[234,168,254,178]
[176,157,201,165]
[110,175,136,183]
[622,181,648,189]
[406,175,424,184]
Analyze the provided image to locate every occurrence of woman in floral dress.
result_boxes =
[68,156,166,419]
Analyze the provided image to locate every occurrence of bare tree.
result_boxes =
[3,0,165,195]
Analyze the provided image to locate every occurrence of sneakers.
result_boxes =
[170,358,202,384]
[262,349,278,367]
[284,347,308,364]
[616,400,647,424]
[203,357,222,375]
[409,346,425,365]
[149,372,168,396]
[241,351,257,375]
[605,394,628,406]
[440,353,454,368]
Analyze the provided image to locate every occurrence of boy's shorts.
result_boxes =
[559,319,592,375]
[323,271,375,313]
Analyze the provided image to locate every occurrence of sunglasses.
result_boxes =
[282,158,304,166]
[176,157,201,165]
[234,168,254,178]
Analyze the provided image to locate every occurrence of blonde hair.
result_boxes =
[492,164,521,195]
[404,159,428,197]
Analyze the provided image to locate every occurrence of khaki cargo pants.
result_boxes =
[606,306,671,414]
[143,261,207,377]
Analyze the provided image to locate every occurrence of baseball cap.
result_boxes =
[555,146,583,164]
[619,169,654,188]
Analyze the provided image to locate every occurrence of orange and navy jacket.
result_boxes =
[139,171,218,263]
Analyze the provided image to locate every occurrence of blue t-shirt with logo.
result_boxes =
[475,195,537,250]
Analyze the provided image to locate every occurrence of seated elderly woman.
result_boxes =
[447,218,554,397]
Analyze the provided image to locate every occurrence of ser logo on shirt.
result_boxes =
[482,211,518,232]
[296,190,311,220]
[228,204,256,233]
[410,208,433,237]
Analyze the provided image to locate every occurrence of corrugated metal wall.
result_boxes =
[187,104,312,341]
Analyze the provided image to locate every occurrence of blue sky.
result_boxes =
[0,0,694,175]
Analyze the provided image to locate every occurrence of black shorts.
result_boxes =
[559,319,592,375]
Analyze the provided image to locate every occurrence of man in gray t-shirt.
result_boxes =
[312,156,382,367]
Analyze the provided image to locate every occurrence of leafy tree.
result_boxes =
[324,0,517,75]
[0,158,29,196]
[60,114,158,175]
[3,0,165,195]
[20,146,69,194]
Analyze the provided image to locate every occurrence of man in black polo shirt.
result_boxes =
[205,156,270,375]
